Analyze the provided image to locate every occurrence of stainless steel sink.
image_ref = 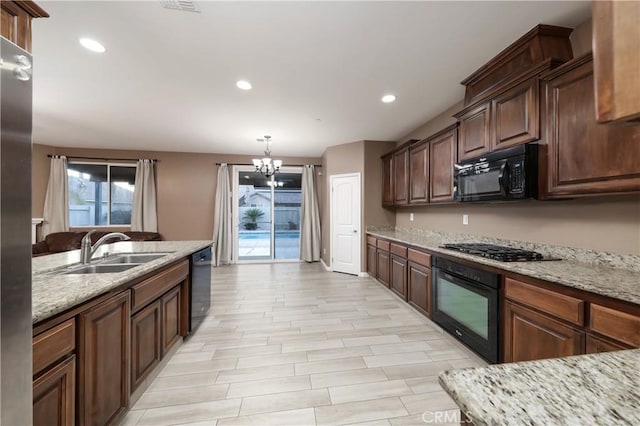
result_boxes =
[63,264,139,274]
[99,253,168,265]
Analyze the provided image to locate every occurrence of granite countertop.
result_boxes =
[439,349,640,426]
[32,240,212,324]
[366,229,640,305]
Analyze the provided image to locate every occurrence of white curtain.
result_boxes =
[300,165,322,262]
[42,155,69,237]
[213,164,232,266]
[131,159,158,232]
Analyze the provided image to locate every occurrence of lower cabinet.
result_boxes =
[162,286,182,355]
[79,291,131,426]
[390,254,407,300]
[131,300,162,392]
[367,244,377,279]
[33,355,75,426]
[408,261,431,318]
[504,301,584,363]
[376,249,390,287]
[585,334,629,354]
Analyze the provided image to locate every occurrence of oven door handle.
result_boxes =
[497,162,509,197]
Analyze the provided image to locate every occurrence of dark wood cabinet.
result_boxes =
[492,77,539,151]
[33,355,75,426]
[79,291,131,426]
[376,242,390,288]
[504,301,584,363]
[593,1,640,124]
[429,126,458,203]
[407,261,431,318]
[390,255,407,301]
[367,244,377,279]
[409,141,429,204]
[542,55,640,198]
[393,147,409,205]
[585,334,629,354]
[161,286,182,355]
[457,103,491,161]
[131,300,161,392]
[0,1,48,52]
[382,154,394,207]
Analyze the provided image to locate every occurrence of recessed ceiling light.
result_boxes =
[236,80,252,90]
[381,94,396,103]
[79,38,106,53]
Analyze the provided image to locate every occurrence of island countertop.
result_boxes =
[32,240,212,324]
[439,349,640,426]
[367,229,640,305]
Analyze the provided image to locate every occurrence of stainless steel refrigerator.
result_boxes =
[1,36,34,424]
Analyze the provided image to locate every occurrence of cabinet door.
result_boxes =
[162,286,182,356]
[376,250,390,287]
[407,261,431,318]
[585,334,628,354]
[492,78,539,151]
[393,148,409,205]
[390,255,407,301]
[429,128,458,203]
[458,103,490,161]
[0,2,32,52]
[367,245,377,279]
[544,57,640,198]
[504,302,584,363]
[79,291,131,426]
[33,355,75,426]
[131,300,161,392]
[382,154,394,206]
[409,141,429,204]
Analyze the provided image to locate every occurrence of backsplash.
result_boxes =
[366,226,640,272]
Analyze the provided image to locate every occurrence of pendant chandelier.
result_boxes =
[252,135,282,178]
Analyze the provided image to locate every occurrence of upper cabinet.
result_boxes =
[429,125,458,203]
[541,54,640,198]
[382,153,394,207]
[455,25,573,161]
[393,146,410,206]
[409,140,429,204]
[0,1,48,52]
[592,1,640,124]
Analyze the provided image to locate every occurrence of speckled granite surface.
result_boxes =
[32,240,212,324]
[366,228,640,305]
[439,349,640,426]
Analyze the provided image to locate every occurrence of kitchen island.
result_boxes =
[439,349,640,425]
[31,240,213,426]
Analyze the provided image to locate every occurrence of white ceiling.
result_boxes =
[32,1,591,157]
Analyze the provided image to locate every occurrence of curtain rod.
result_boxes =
[215,162,322,167]
[48,155,158,162]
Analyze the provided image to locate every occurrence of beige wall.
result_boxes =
[570,18,592,57]
[397,101,463,145]
[33,144,321,241]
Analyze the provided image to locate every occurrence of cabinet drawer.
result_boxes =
[589,304,640,347]
[132,260,189,312]
[377,239,390,251]
[505,278,584,326]
[367,236,377,246]
[33,319,76,377]
[407,249,431,267]
[390,243,407,257]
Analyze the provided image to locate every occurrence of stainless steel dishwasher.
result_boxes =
[189,246,212,333]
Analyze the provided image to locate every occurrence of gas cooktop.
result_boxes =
[440,243,559,262]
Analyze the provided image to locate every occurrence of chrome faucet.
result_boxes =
[80,230,131,264]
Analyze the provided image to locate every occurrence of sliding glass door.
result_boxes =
[233,166,302,262]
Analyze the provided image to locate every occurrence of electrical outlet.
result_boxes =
[409,213,414,221]
[463,214,469,225]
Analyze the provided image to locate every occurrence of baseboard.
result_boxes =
[358,272,369,278]
[320,258,332,271]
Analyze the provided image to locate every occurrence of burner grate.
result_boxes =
[441,243,546,262]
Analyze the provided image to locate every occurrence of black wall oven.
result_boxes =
[432,257,500,363]
[454,143,539,202]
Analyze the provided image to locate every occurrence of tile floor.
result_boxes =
[121,262,486,426]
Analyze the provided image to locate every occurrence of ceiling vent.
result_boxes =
[161,0,200,13]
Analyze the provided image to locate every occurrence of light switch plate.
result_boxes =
[463,214,469,225]
[409,213,414,221]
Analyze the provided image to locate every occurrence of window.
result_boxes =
[67,162,136,226]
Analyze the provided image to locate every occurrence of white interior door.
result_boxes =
[330,173,361,275]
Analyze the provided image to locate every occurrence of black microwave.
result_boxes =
[454,144,539,202]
